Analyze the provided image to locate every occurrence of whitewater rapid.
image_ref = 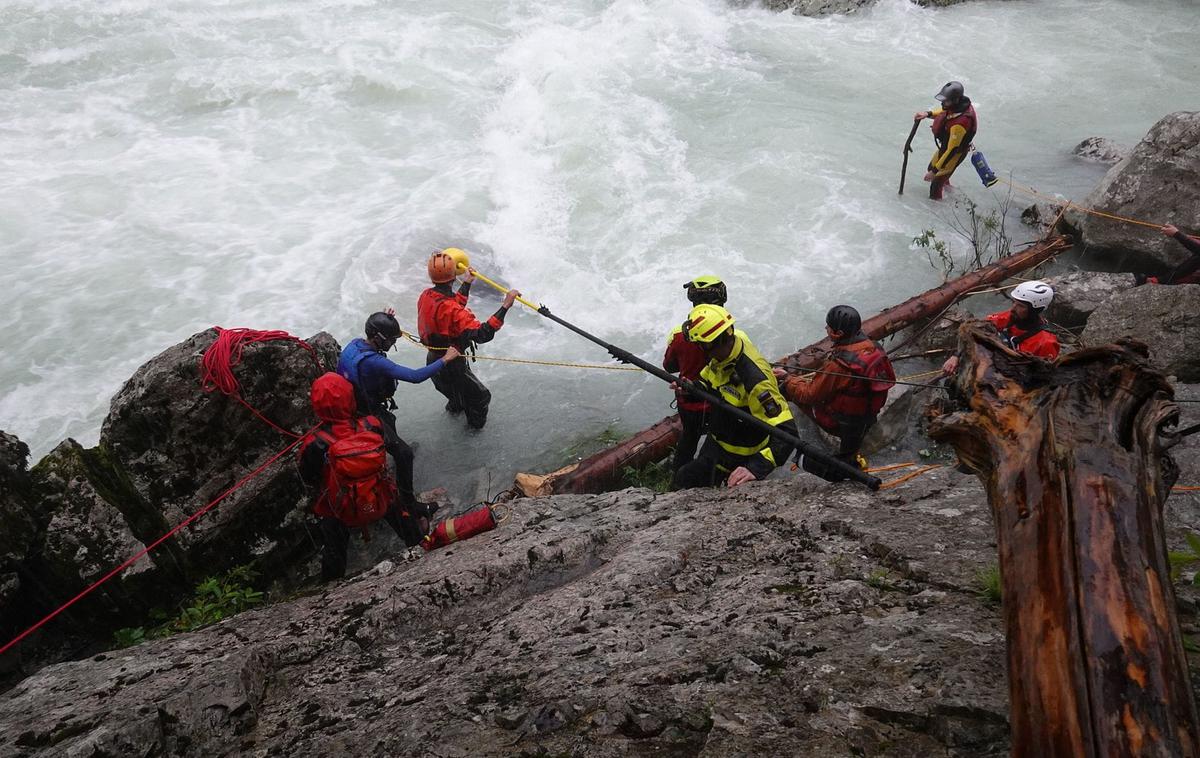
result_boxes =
[1,0,1196,500]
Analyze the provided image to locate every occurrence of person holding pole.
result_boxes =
[670,304,798,491]
[913,80,977,201]
[417,248,520,430]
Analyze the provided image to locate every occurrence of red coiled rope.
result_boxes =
[199,327,320,438]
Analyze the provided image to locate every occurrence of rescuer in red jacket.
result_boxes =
[942,280,1061,376]
[914,81,978,201]
[417,249,519,430]
[773,305,895,482]
[663,276,727,472]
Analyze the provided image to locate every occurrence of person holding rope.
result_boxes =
[663,276,726,472]
[913,80,977,201]
[417,249,520,430]
[338,310,461,525]
[773,305,895,482]
[1137,225,1200,286]
[671,304,797,490]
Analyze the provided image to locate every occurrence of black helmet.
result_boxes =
[935,81,964,104]
[684,276,728,306]
[825,304,861,335]
[365,312,401,340]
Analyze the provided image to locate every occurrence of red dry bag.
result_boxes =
[421,505,497,551]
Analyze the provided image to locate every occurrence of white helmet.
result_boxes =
[1011,280,1054,310]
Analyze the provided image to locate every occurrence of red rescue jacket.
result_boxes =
[986,310,1060,359]
[663,326,708,413]
[297,373,389,519]
[416,284,505,350]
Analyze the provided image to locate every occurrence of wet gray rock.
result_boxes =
[0,472,1016,756]
[101,328,339,573]
[1,330,340,673]
[1072,137,1129,165]
[1082,284,1200,382]
[1077,111,1200,273]
[0,432,36,628]
[1043,270,1135,330]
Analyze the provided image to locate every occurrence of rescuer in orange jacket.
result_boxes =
[417,249,520,429]
[663,276,727,472]
[942,280,1061,376]
[773,305,895,482]
[914,81,978,201]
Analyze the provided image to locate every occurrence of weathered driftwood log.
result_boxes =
[531,235,1071,495]
[928,323,1199,757]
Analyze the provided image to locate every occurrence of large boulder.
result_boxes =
[1077,111,1200,273]
[1,330,340,672]
[1043,270,1134,330]
[0,472,1016,756]
[100,329,340,575]
[1082,284,1200,382]
[0,432,36,619]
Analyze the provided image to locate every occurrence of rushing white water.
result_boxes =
[1,0,1196,500]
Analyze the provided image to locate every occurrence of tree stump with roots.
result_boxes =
[928,322,1199,757]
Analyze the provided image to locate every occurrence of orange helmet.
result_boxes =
[428,251,457,284]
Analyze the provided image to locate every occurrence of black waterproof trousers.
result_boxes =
[672,406,708,472]
[798,414,875,483]
[319,504,424,581]
[427,352,492,429]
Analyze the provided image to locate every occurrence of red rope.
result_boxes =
[199,327,320,439]
[0,432,314,658]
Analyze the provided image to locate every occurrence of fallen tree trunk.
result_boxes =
[532,235,1071,495]
[927,324,1199,757]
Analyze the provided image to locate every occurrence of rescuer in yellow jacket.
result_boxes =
[670,304,797,490]
[914,80,978,200]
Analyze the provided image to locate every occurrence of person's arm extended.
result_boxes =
[1172,230,1200,256]
[453,290,520,346]
[779,365,840,406]
[367,352,446,384]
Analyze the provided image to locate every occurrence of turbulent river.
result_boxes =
[1,0,1196,502]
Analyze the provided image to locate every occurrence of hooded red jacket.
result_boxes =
[297,372,387,518]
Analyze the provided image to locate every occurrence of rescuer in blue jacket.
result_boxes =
[338,310,462,515]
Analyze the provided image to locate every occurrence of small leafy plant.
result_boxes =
[621,459,674,493]
[111,565,265,648]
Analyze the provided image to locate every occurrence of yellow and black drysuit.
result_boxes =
[927,98,977,200]
[671,330,797,490]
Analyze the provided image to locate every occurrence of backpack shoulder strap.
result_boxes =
[1010,324,1045,347]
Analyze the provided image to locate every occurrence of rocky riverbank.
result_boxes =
[1,109,1198,755]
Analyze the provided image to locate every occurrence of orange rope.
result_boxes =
[998,178,1162,230]
[866,462,919,474]
[879,464,944,490]
[1174,486,1200,492]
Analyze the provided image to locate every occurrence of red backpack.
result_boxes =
[314,421,396,528]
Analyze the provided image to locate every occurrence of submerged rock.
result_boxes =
[1076,111,1200,273]
[1072,137,1129,165]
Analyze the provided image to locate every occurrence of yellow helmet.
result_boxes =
[441,247,470,273]
[685,304,735,344]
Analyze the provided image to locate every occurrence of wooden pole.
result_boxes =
[928,324,1200,757]
[531,235,1070,495]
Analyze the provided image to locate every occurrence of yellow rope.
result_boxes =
[396,329,640,371]
[997,177,1163,230]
